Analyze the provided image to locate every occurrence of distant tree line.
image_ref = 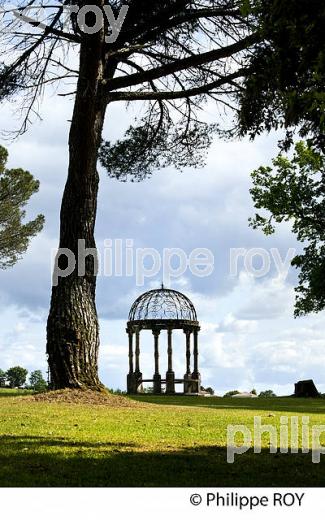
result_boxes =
[0,366,47,392]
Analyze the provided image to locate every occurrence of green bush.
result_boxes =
[223,390,240,398]
[259,390,277,398]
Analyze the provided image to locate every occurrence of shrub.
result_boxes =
[259,390,277,398]
[223,390,240,398]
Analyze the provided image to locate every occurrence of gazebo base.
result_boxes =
[127,374,202,395]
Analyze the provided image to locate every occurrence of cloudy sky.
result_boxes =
[1,87,324,396]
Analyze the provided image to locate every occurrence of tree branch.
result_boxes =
[116,7,243,52]
[108,68,248,102]
[105,33,259,92]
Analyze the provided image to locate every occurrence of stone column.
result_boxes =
[153,329,161,394]
[167,328,173,372]
[127,328,137,394]
[128,330,134,374]
[191,328,201,394]
[193,329,199,376]
[135,326,140,374]
[184,329,192,394]
[166,328,175,394]
[185,330,191,375]
[134,326,142,393]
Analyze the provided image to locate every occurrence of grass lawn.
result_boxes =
[0,388,34,398]
[1,390,325,487]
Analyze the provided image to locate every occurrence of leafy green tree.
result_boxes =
[250,142,325,316]
[251,388,257,395]
[29,370,47,392]
[0,369,6,387]
[259,390,277,398]
[0,146,44,269]
[238,0,325,151]
[6,366,28,388]
[237,2,325,318]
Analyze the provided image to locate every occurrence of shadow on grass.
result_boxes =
[0,434,324,487]
[0,435,138,449]
[130,395,325,415]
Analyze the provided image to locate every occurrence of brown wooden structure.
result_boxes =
[126,285,201,395]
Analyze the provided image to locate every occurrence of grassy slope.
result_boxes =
[1,390,325,487]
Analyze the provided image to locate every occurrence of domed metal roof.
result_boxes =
[128,286,197,322]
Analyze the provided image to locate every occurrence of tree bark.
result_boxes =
[46,31,108,389]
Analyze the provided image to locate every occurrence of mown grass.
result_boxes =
[0,388,34,398]
[1,390,325,487]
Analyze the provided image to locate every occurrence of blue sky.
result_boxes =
[1,91,324,396]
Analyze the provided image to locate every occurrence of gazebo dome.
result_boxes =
[128,286,197,322]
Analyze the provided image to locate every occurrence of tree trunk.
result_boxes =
[46,32,108,390]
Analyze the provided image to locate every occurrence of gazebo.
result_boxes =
[126,285,201,395]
